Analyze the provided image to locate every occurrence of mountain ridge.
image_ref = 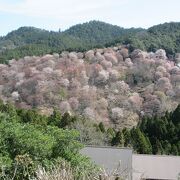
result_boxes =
[0,21,180,63]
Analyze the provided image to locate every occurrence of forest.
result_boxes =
[0,46,180,129]
[0,21,180,64]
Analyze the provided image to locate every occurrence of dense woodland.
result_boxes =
[109,22,180,55]
[0,100,179,178]
[0,46,180,129]
[0,21,180,63]
[0,21,139,63]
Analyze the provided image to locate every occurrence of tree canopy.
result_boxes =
[1,21,180,63]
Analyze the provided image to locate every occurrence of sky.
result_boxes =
[0,0,180,36]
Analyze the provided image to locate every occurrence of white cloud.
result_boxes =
[0,0,179,33]
[0,0,126,18]
[0,0,129,30]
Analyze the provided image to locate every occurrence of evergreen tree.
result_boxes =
[111,130,124,147]
[171,144,178,155]
[153,140,163,154]
[122,128,131,147]
[98,122,106,133]
[107,128,116,138]
[131,128,152,154]
[172,104,180,125]
[48,109,62,127]
[162,140,172,155]
[60,112,72,128]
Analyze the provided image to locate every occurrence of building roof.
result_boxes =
[133,154,180,180]
[81,146,180,180]
[81,146,132,179]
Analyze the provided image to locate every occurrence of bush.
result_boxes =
[0,103,97,179]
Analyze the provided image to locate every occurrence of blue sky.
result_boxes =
[0,0,180,36]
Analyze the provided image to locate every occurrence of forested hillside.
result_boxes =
[110,104,180,155]
[0,46,180,129]
[64,21,142,45]
[0,21,142,63]
[113,22,180,55]
[0,21,180,63]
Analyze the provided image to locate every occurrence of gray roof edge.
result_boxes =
[133,153,180,158]
[84,146,180,158]
[84,145,133,150]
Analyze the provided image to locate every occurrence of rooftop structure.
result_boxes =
[81,146,180,180]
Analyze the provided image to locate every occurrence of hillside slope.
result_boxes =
[0,20,146,63]
[0,21,180,64]
[64,21,143,45]
[0,46,179,129]
[112,22,180,55]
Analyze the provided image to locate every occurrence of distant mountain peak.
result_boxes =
[0,21,179,63]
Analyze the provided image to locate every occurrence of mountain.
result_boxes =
[64,20,143,45]
[0,21,143,50]
[0,21,143,63]
[113,22,180,55]
[0,21,180,64]
[0,26,86,62]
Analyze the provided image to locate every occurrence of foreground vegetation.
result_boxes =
[0,99,179,178]
[0,100,99,179]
